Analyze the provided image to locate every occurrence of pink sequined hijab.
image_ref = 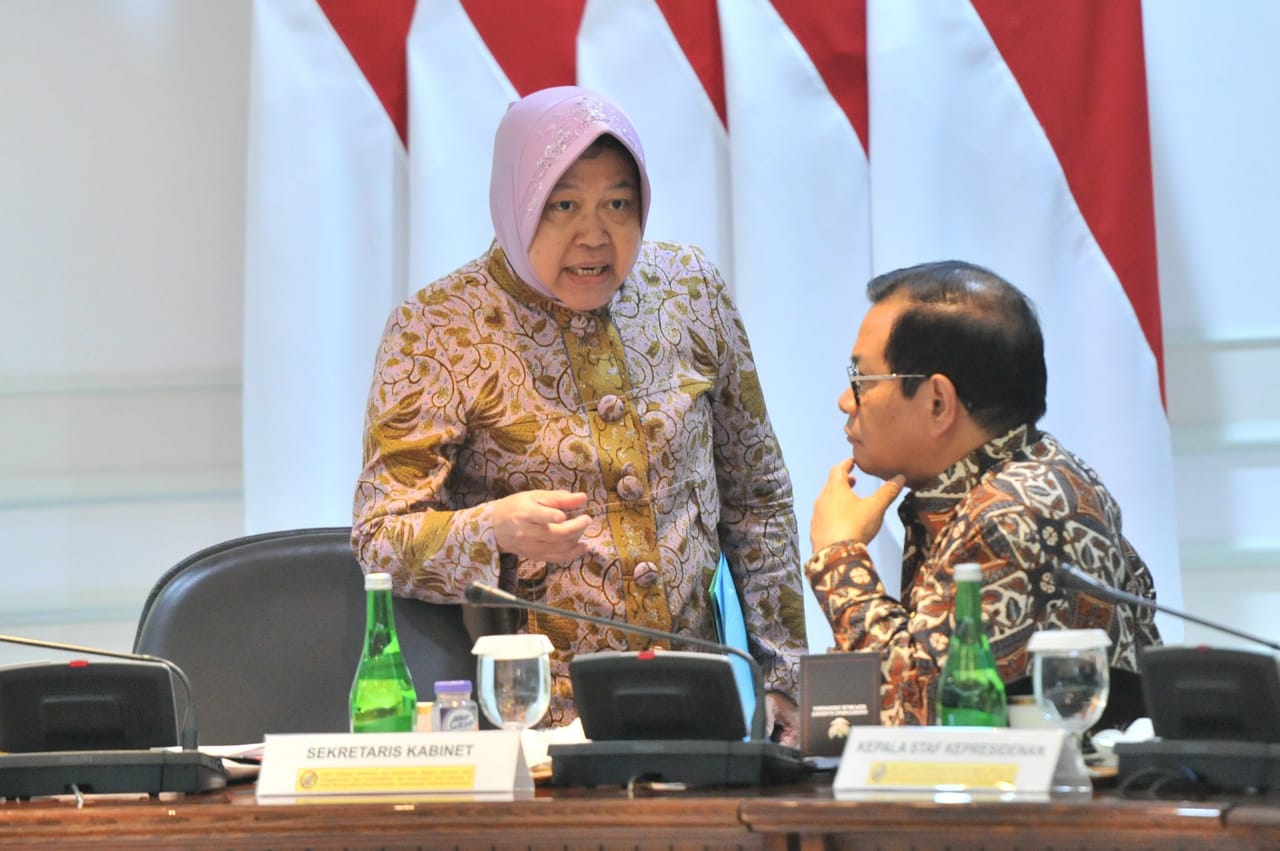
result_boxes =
[489,86,652,299]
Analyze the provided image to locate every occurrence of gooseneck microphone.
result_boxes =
[1053,563,1280,652]
[464,580,768,742]
[0,632,201,751]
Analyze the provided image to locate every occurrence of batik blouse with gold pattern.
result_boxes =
[353,241,808,726]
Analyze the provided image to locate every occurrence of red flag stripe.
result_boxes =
[771,0,868,150]
[974,0,1165,398]
[461,0,585,96]
[655,0,726,125]
[316,0,417,144]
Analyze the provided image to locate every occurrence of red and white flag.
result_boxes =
[866,0,1181,628]
[720,0,880,643]
[242,0,1182,638]
[242,0,413,533]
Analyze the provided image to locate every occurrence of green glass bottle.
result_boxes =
[937,562,1008,727]
[349,572,417,733]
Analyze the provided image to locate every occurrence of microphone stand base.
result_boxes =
[548,739,807,788]
[1116,739,1280,794]
[0,750,229,800]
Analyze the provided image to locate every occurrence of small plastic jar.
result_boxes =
[432,679,479,732]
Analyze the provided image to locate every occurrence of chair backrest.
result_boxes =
[133,527,478,745]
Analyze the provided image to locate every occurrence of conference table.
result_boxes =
[2,774,1280,849]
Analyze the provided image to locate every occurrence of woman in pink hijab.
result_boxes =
[354,86,807,743]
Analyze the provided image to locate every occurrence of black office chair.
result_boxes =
[133,527,478,745]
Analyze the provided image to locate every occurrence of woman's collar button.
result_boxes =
[569,313,596,338]
[597,394,625,422]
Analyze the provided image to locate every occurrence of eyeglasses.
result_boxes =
[847,362,926,407]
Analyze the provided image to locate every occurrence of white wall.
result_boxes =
[0,0,1277,665]
[0,1,252,661]
[1144,1,1280,649]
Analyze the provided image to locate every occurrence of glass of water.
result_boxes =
[472,633,553,731]
[1029,629,1111,736]
[1029,628,1112,793]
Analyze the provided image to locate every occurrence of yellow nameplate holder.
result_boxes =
[833,726,1071,800]
[255,730,532,804]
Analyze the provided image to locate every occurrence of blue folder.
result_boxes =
[709,553,754,739]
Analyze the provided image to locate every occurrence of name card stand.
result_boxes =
[256,730,532,804]
[833,726,1090,801]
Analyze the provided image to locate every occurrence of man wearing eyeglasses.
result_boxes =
[805,260,1161,726]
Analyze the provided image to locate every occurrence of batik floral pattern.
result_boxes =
[805,425,1160,726]
[354,241,808,725]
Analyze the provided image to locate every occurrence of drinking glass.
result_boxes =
[1028,628,1112,793]
[472,634,553,731]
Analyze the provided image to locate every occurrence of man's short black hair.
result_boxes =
[867,260,1047,434]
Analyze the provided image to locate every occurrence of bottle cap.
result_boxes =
[434,679,472,694]
[364,572,392,591]
[953,562,982,583]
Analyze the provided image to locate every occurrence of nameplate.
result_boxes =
[833,726,1065,799]
[255,730,532,804]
